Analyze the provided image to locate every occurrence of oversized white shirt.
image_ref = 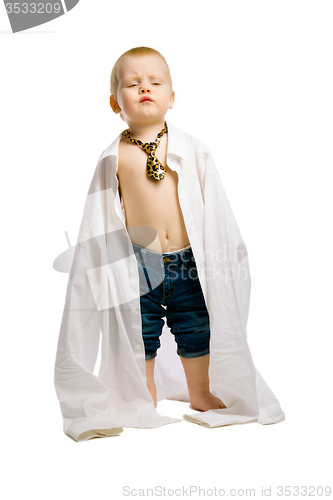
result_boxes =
[54,120,285,441]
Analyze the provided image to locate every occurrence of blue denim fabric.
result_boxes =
[132,242,210,360]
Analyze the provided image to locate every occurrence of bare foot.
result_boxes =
[190,391,227,412]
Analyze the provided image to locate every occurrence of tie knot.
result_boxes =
[122,122,168,181]
[123,122,168,145]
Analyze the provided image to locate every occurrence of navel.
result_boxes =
[165,232,169,239]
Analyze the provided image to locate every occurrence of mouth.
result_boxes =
[140,97,153,103]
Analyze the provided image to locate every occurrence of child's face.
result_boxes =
[113,54,174,126]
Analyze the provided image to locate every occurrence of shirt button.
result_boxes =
[131,307,137,313]
[130,267,135,274]
[135,344,142,350]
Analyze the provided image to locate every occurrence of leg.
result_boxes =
[133,248,164,408]
[145,357,157,407]
[163,248,225,411]
[180,354,226,411]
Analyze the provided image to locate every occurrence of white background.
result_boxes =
[1,1,332,498]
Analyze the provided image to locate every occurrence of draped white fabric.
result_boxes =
[54,121,285,441]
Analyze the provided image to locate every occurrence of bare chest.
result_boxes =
[116,135,179,206]
[116,135,190,252]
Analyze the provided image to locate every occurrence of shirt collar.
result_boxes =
[99,120,187,164]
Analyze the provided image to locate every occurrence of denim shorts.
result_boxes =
[132,242,210,360]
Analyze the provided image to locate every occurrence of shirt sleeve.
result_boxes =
[203,158,251,327]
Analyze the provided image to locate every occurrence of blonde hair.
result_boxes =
[110,46,173,121]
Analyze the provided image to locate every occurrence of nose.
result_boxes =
[139,85,151,94]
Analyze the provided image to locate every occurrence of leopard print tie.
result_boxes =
[123,122,168,180]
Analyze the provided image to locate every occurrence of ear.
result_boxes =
[169,91,175,110]
[110,95,121,114]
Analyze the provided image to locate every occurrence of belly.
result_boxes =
[119,169,190,253]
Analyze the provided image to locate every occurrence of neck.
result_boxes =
[125,119,167,142]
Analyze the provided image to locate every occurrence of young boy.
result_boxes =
[54,46,284,441]
[109,46,226,411]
